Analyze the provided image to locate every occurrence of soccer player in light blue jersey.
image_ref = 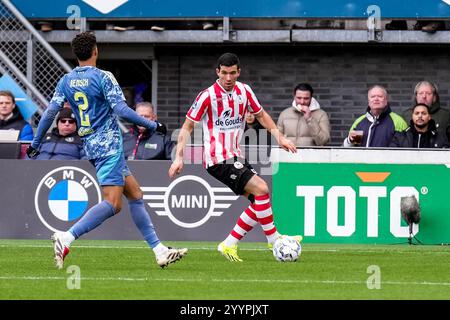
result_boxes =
[27,32,187,269]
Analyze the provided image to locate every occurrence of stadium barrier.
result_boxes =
[0,159,267,241]
[1,147,449,244]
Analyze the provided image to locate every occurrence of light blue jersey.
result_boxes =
[50,66,124,159]
[32,64,157,185]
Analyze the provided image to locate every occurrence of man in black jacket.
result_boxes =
[32,107,86,160]
[391,103,449,149]
[0,90,34,140]
[123,101,173,160]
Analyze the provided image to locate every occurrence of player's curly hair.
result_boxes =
[71,32,97,61]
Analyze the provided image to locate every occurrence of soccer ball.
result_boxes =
[272,236,302,262]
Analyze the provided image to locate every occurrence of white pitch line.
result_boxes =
[0,244,449,254]
[0,244,384,253]
[0,276,449,287]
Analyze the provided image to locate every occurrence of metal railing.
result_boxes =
[0,0,72,125]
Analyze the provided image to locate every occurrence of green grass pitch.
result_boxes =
[0,240,449,300]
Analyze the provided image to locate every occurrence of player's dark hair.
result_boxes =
[293,83,314,96]
[217,53,240,69]
[71,32,97,61]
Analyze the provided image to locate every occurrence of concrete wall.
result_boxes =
[154,44,450,146]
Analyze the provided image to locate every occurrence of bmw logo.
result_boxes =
[34,166,102,232]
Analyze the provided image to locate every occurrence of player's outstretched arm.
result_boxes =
[255,110,297,153]
[168,119,195,178]
[113,101,165,134]
[27,104,61,158]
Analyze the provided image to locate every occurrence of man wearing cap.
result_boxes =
[30,107,86,160]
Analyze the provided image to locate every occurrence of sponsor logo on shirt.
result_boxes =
[214,108,244,130]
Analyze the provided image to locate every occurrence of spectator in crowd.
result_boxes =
[122,86,135,109]
[344,85,408,147]
[277,83,330,146]
[123,101,173,160]
[401,81,450,141]
[245,112,262,131]
[0,90,34,141]
[243,112,272,146]
[390,103,449,148]
[243,111,272,162]
[31,107,86,160]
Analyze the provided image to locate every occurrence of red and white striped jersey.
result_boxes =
[187,80,263,168]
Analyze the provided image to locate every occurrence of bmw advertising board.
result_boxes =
[0,160,267,242]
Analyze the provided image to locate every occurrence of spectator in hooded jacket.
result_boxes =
[32,107,86,160]
[344,85,408,147]
[0,90,34,141]
[390,103,449,149]
[276,83,330,146]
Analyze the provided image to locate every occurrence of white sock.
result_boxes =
[152,243,168,256]
[62,231,75,247]
[224,234,239,247]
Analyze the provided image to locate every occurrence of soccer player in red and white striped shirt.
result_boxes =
[169,53,301,262]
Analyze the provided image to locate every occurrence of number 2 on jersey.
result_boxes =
[74,92,90,127]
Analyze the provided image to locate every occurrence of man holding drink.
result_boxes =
[343,85,407,147]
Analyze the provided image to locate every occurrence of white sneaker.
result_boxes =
[156,247,188,268]
[51,233,70,269]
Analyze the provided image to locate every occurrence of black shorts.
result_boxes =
[206,157,257,195]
